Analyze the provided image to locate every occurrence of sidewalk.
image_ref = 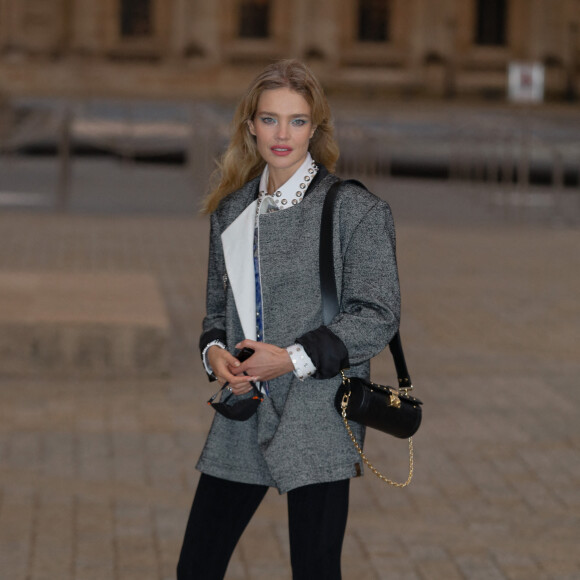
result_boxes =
[0,175,579,579]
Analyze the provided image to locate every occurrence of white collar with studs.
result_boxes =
[258,153,318,213]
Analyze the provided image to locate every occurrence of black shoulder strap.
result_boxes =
[320,179,343,327]
[319,179,413,388]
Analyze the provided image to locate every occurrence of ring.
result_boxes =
[227,386,233,392]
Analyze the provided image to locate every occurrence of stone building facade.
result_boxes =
[0,0,579,100]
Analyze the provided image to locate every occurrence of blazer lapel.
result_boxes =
[221,199,258,341]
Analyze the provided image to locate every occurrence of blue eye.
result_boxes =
[292,119,307,127]
[260,117,276,125]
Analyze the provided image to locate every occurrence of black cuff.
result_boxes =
[296,325,349,379]
[199,328,227,382]
[199,328,227,353]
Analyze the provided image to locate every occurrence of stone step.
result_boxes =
[0,272,170,377]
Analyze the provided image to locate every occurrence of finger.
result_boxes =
[223,352,241,368]
[216,367,243,385]
[237,356,262,375]
[236,360,250,374]
[210,355,240,378]
[230,383,255,396]
[233,364,260,381]
[235,339,259,350]
[227,373,259,387]
[237,361,263,380]
[228,361,245,375]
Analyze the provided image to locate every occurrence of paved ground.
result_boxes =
[0,163,579,579]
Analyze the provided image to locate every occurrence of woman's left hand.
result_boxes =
[234,340,294,382]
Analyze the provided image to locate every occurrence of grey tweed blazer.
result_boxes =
[197,167,401,493]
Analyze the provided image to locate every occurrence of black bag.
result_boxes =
[320,180,423,486]
[334,377,422,439]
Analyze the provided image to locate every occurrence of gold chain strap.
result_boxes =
[340,389,414,488]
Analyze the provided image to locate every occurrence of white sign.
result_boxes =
[508,62,545,103]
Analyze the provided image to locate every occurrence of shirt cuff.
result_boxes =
[202,340,226,377]
[286,343,317,381]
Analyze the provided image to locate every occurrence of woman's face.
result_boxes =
[248,87,316,188]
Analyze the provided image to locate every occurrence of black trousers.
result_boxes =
[177,473,350,580]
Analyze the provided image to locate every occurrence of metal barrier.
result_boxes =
[0,98,578,222]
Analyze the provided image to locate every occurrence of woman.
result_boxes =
[177,59,400,579]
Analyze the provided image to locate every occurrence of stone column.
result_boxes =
[69,0,103,56]
[564,0,579,100]
[188,0,221,63]
[393,0,419,67]
[509,0,533,59]
[538,0,567,95]
[0,0,14,49]
[291,0,308,58]
[455,0,473,54]
[168,0,190,58]
[412,0,452,95]
[528,0,543,60]
[299,0,340,68]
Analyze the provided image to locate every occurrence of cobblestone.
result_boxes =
[0,171,579,579]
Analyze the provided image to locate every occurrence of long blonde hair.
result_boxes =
[202,59,340,214]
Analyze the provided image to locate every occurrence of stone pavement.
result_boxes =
[0,174,579,579]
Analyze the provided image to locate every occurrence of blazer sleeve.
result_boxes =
[199,211,228,375]
[296,198,400,378]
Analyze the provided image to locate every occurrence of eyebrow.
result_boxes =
[256,111,311,118]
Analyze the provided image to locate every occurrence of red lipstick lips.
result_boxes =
[271,146,293,156]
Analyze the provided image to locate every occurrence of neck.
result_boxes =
[267,175,280,195]
[263,153,312,195]
[266,168,290,195]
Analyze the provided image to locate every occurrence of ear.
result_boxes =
[310,125,317,139]
[248,119,256,136]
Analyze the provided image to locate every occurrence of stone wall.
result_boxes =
[0,0,578,100]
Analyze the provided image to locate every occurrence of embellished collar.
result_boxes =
[258,153,318,211]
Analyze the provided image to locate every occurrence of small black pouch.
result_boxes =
[207,347,263,421]
[208,382,263,421]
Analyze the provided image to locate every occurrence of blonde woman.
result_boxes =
[178,60,400,579]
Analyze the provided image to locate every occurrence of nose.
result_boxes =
[275,123,289,140]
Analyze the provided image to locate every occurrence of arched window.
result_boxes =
[239,0,270,39]
[475,0,507,46]
[358,0,390,43]
[120,0,153,38]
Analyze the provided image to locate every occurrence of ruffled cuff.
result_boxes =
[201,340,226,380]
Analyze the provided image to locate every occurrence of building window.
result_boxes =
[120,0,154,38]
[239,0,270,39]
[475,0,507,46]
[358,0,390,42]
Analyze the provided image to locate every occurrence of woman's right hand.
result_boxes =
[207,346,258,395]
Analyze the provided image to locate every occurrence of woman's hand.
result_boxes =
[207,346,258,396]
[234,340,294,382]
